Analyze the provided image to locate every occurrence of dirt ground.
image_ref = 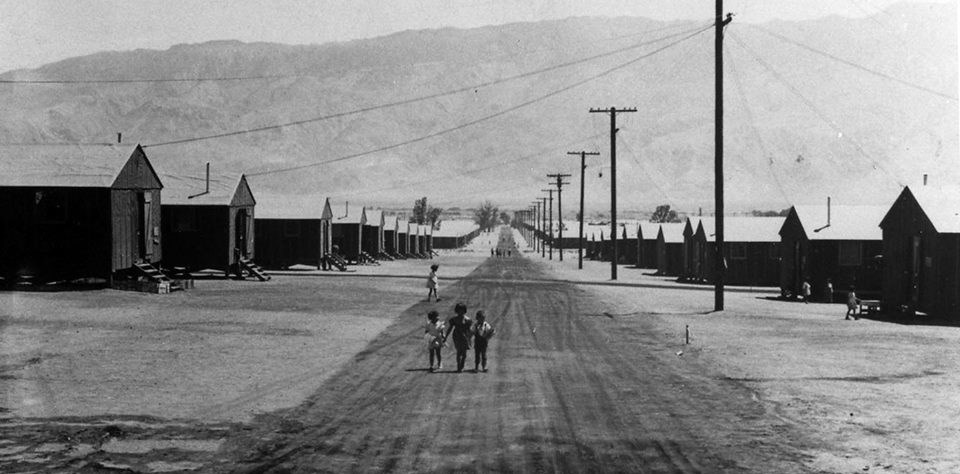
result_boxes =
[1,227,958,472]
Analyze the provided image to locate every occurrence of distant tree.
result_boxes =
[474,201,500,231]
[412,197,442,227]
[427,207,443,228]
[650,204,680,223]
[499,211,511,225]
[412,197,428,224]
[750,208,791,217]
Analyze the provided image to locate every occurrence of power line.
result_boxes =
[143,24,711,148]
[244,25,713,177]
[321,133,603,198]
[746,23,958,102]
[729,32,905,187]
[0,73,304,85]
[725,46,792,204]
[1,23,700,86]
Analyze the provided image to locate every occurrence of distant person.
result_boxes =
[490,248,494,257]
[424,310,446,372]
[507,249,512,257]
[825,278,834,304]
[426,264,441,302]
[801,279,811,304]
[444,302,473,373]
[472,311,495,373]
[846,286,860,320]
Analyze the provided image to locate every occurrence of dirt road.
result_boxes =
[214,228,815,473]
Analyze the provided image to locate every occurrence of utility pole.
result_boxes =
[532,201,541,252]
[715,3,733,311]
[567,151,600,269]
[539,197,548,258]
[590,106,637,280]
[541,189,554,260]
[547,173,571,262]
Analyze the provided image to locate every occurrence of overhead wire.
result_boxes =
[745,23,957,102]
[725,42,793,205]
[143,24,712,148]
[322,133,603,198]
[0,22,698,86]
[244,24,714,177]
[728,31,906,187]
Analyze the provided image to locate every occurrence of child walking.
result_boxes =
[472,311,495,372]
[845,286,860,320]
[424,310,446,372]
[425,264,441,302]
[444,302,473,372]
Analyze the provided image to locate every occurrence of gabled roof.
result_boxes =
[256,194,332,219]
[658,223,684,243]
[364,209,385,227]
[332,203,366,225]
[696,217,785,243]
[159,172,252,206]
[0,144,161,189]
[434,219,479,237]
[892,186,960,233]
[791,204,887,241]
[383,214,400,231]
[638,222,660,241]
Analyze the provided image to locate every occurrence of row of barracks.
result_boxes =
[0,145,480,287]
[521,188,960,320]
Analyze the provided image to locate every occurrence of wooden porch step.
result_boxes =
[238,258,271,281]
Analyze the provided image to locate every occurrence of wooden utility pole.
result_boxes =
[715,3,733,311]
[531,201,541,252]
[539,197,548,258]
[567,151,600,269]
[590,107,637,280]
[547,173,571,261]
[541,189,554,259]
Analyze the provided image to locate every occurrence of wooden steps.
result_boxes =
[358,251,381,265]
[323,253,348,272]
[238,258,271,281]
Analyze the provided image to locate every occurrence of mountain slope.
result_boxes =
[0,3,956,212]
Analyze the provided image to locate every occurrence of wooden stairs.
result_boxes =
[131,262,183,293]
[322,253,348,272]
[238,257,271,281]
[359,251,381,265]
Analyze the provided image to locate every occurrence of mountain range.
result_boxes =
[0,2,956,214]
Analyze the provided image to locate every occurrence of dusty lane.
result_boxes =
[214,228,815,473]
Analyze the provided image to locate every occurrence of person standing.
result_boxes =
[426,264,440,302]
[825,278,834,304]
[801,279,811,304]
[444,302,473,373]
[424,311,446,372]
[846,286,860,320]
[472,311,495,372]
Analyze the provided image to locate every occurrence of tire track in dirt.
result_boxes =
[210,229,817,473]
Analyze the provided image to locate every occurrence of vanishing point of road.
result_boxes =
[215,228,815,473]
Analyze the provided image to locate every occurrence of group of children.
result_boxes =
[799,277,861,320]
[424,302,495,373]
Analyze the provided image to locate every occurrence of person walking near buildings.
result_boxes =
[846,286,860,320]
[472,311,495,372]
[801,279,811,304]
[444,303,473,373]
[426,264,440,302]
[424,310,446,372]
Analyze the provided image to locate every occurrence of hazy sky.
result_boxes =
[0,0,952,72]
